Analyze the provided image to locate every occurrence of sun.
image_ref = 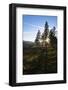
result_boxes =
[45,37,50,44]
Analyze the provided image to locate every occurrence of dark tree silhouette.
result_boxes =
[42,21,49,40]
[49,27,57,48]
[52,26,56,36]
[35,30,41,45]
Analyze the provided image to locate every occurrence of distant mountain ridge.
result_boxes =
[23,41,34,48]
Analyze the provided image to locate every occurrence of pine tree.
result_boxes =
[52,26,56,36]
[35,30,41,45]
[42,21,49,40]
[49,27,57,47]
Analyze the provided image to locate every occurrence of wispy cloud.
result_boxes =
[24,23,44,30]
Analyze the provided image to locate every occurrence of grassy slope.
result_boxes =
[23,45,57,75]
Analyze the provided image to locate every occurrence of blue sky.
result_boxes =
[23,15,57,42]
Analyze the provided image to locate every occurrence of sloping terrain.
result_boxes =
[23,41,57,75]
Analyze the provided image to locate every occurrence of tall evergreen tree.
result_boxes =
[35,30,41,45]
[49,27,57,47]
[42,21,49,40]
[52,26,56,36]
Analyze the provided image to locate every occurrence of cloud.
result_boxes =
[24,23,44,30]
